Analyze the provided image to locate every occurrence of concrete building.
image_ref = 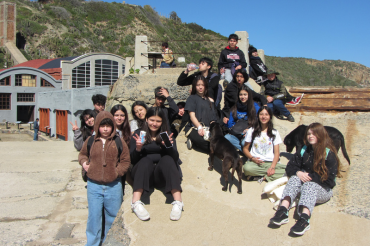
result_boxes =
[0,53,126,141]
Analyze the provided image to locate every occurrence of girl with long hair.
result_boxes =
[72,109,97,151]
[269,122,341,235]
[222,69,267,124]
[224,85,259,151]
[129,107,183,221]
[242,106,286,182]
[184,75,218,153]
[110,104,131,147]
[130,101,148,134]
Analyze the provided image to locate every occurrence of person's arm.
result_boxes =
[285,151,304,177]
[308,151,338,188]
[226,111,236,128]
[167,96,179,117]
[116,138,131,177]
[218,50,226,71]
[267,144,280,176]
[239,51,248,69]
[208,74,220,100]
[73,129,84,151]
[251,90,268,106]
[272,83,288,100]
[177,71,195,86]
[129,131,143,165]
[161,134,179,162]
[78,136,91,172]
[189,111,205,136]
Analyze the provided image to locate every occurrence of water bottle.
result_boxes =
[187,64,199,70]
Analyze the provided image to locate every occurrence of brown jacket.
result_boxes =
[78,111,130,184]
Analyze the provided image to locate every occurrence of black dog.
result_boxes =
[284,124,350,165]
[209,122,243,194]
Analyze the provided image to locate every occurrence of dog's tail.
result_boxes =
[341,138,351,165]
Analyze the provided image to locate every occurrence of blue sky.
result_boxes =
[103,0,370,67]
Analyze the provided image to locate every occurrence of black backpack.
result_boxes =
[81,135,123,182]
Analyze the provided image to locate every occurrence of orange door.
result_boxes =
[39,108,50,133]
[56,110,68,141]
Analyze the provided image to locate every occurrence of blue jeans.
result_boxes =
[160,61,170,68]
[33,129,38,141]
[224,134,246,151]
[86,178,123,246]
[267,99,290,117]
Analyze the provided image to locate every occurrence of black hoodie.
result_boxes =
[218,46,247,70]
[249,56,267,80]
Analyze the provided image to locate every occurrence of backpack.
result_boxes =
[300,145,330,159]
[81,135,123,182]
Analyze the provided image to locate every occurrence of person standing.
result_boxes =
[33,118,39,141]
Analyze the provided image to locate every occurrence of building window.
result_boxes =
[17,93,35,102]
[0,76,10,86]
[72,61,90,88]
[0,93,11,109]
[95,59,119,86]
[122,64,125,75]
[15,74,36,87]
[41,78,55,88]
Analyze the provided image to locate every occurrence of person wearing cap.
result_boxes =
[260,71,295,122]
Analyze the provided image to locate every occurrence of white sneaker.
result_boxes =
[170,200,184,221]
[131,200,150,221]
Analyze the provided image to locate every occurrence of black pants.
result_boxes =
[188,128,210,153]
[131,156,182,194]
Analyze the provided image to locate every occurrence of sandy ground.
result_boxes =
[0,112,369,245]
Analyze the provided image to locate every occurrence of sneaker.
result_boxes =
[276,114,285,120]
[170,200,184,221]
[257,176,265,184]
[222,80,228,90]
[186,138,192,150]
[294,93,304,104]
[290,216,310,235]
[287,114,295,122]
[131,200,150,221]
[270,207,289,225]
[286,100,298,106]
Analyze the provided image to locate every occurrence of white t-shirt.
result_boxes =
[244,127,282,162]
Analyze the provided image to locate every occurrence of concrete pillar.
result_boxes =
[134,36,148,74]
[258,49,265,64]
[125,57,134,76]
[0,2,16,46]
[235,31,249,73]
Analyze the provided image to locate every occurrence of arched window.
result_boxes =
[41,78,55,88]
[72,61,90,88]
[95,59,119,86]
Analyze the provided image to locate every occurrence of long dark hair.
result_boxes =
[233,69,249,86]
[251,106,275,143]
[230,85,256,128]
[142,107,169,145]
[110,104,130,147]
[79,109,97,141]
[191,75,212,108]
[131,101,148,129]
[303,123,342,181]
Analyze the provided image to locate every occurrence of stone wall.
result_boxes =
[107,68,191,119]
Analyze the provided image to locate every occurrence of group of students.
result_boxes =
[73,34,341,244]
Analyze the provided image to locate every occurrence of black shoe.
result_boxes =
[275,114,285,120]
[270,207,289,225]
[290,216,310,235]
[186,138,192,150]
[287,114,295,122]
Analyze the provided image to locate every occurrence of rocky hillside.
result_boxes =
[2,0,370,87]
